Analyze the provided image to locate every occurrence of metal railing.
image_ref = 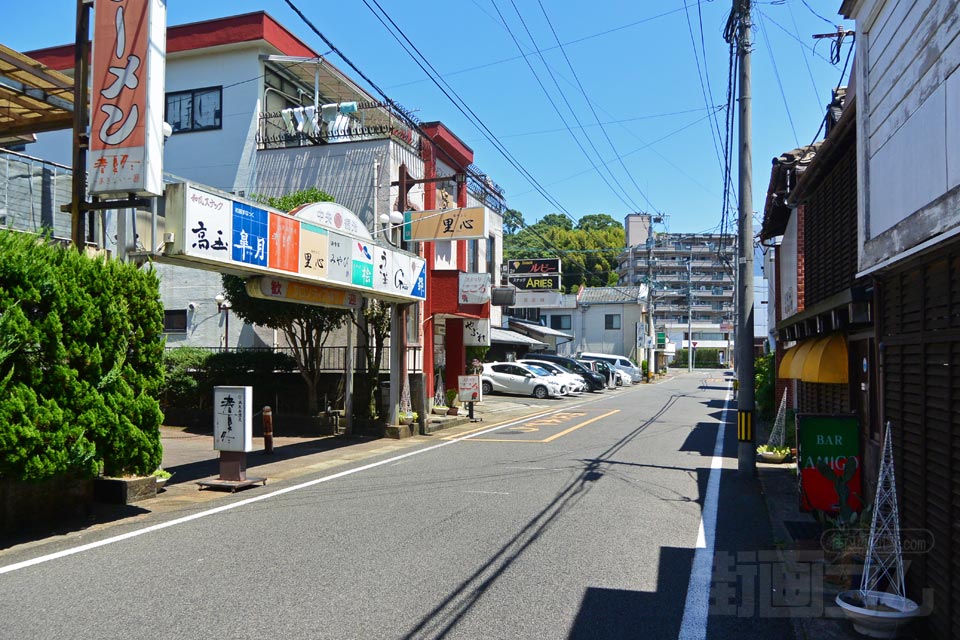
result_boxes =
[0,149,75,242]
[168,345,423,373]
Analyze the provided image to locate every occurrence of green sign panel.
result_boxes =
[656,332,666,348]
[796,414,861,514]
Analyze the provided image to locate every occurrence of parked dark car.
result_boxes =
[527,353,606,392]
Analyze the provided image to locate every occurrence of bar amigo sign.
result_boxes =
[164,183,426,304]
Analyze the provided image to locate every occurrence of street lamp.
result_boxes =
[215,293,232,350]
[378,210,405,246]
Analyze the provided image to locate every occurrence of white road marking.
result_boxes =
[0,413,549,575]
[678,387,731,639]
[464,491,510,496]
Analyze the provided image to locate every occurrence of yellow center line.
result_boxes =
[467,409,621,443]
[441,408,565,440]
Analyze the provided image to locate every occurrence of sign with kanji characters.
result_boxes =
[166,182,426,303]
[507,274,562,291]
[352,240,374,288]
[464,318,490,346]
[213,386,253,452]
[246,277,361,309]
[513,291,564,308]
[269,213,300,272]
[507,258,561,275]
[88,0,166,196]
[458,375,482,403]
[459,273,491,304]
[403,207,487,241]
[232,202,268,267]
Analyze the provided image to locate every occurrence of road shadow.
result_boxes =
[163,435,382,486]
[0,502,150,551]
[568,546,694,639]
[679,421,727,457]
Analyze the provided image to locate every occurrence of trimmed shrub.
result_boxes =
[0,232,165,481]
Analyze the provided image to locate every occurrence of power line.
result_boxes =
[355,0,576,217]
[800,0,836,27]
[489,0,643,216]
[682,0,726,184]
[784,1,822,109]
[535,0,662,215]
[755,9,800,147]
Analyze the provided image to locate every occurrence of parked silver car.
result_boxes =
[481,362,564,399]
[518,359,586,394]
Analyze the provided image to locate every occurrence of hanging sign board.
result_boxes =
[403,207,487,241]
[164,182,426,304]
[796,414,862,513]
[88,0,166,196]
[513,291,564,308]
[464,318,491,346]
[213,386,253,452]
[459,272,491,304]
[508,274,561,291]
[507,258,561,275]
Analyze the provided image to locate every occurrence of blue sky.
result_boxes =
[3,0,853,235]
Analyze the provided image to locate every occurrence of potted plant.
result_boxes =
[756,444,790,463]
[445,389,460,416]
[154,468,173,491]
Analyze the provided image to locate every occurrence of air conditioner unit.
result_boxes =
[491,287,517,306]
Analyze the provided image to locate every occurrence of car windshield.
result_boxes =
[525,364,551,377]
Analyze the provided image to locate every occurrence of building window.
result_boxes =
[550,315,571,330]
[604,314,621,330]
[166,87,222,133]
[467,239,479,273]
[486,235,496,279]
[164,310,188,333]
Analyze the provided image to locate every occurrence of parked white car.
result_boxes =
[481,362,564,399]
[579,352,643,383]
[518,359,586,394]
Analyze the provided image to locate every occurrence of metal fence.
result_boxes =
[0,149,74,241]
[168,345,423,373]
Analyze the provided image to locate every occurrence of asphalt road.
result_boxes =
[0,373,794,639]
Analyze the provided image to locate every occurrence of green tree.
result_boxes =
[537,213,574,230]
[0,231,164,481]
[503,208,525,235]
[577,213,620,232]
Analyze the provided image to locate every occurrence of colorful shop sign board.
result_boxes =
[246,277,361,309]
[165,183,426,304]
[403,207,487,241]
[796,414,862,514]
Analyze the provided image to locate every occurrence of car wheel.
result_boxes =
[615,376,623,387]
[481,381,493,395]
[559,385,568,395]
[532,385,548,399]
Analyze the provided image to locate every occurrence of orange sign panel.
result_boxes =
[403,207,487,241]
[268,214,300,272]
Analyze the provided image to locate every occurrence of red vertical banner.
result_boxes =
[89,0,166,196]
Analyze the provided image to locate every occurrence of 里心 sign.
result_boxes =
[403,207,487,241]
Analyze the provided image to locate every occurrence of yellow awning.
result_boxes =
[786,339,818,379]
[800,334,848,383]
[778,345,799,378]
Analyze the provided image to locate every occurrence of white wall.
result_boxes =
[162,49,264,194]
[851,0,960,269]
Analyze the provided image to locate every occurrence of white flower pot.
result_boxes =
[836,590,920,638]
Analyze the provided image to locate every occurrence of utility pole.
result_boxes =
[687,251,693,373]
[736,0,756,476]
[646,236,656,382]
[70,0,91,251]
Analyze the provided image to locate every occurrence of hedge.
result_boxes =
[0,231,165,481]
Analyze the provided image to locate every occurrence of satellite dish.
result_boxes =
[288,201,372,240]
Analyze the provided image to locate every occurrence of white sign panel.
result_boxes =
[326,231,353,285]
[780,213,799,318]
[464,318,491,346]
[514,291,565,308]
[459,272,491,304]
[213,386,253,452]
[458,375,482,403]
